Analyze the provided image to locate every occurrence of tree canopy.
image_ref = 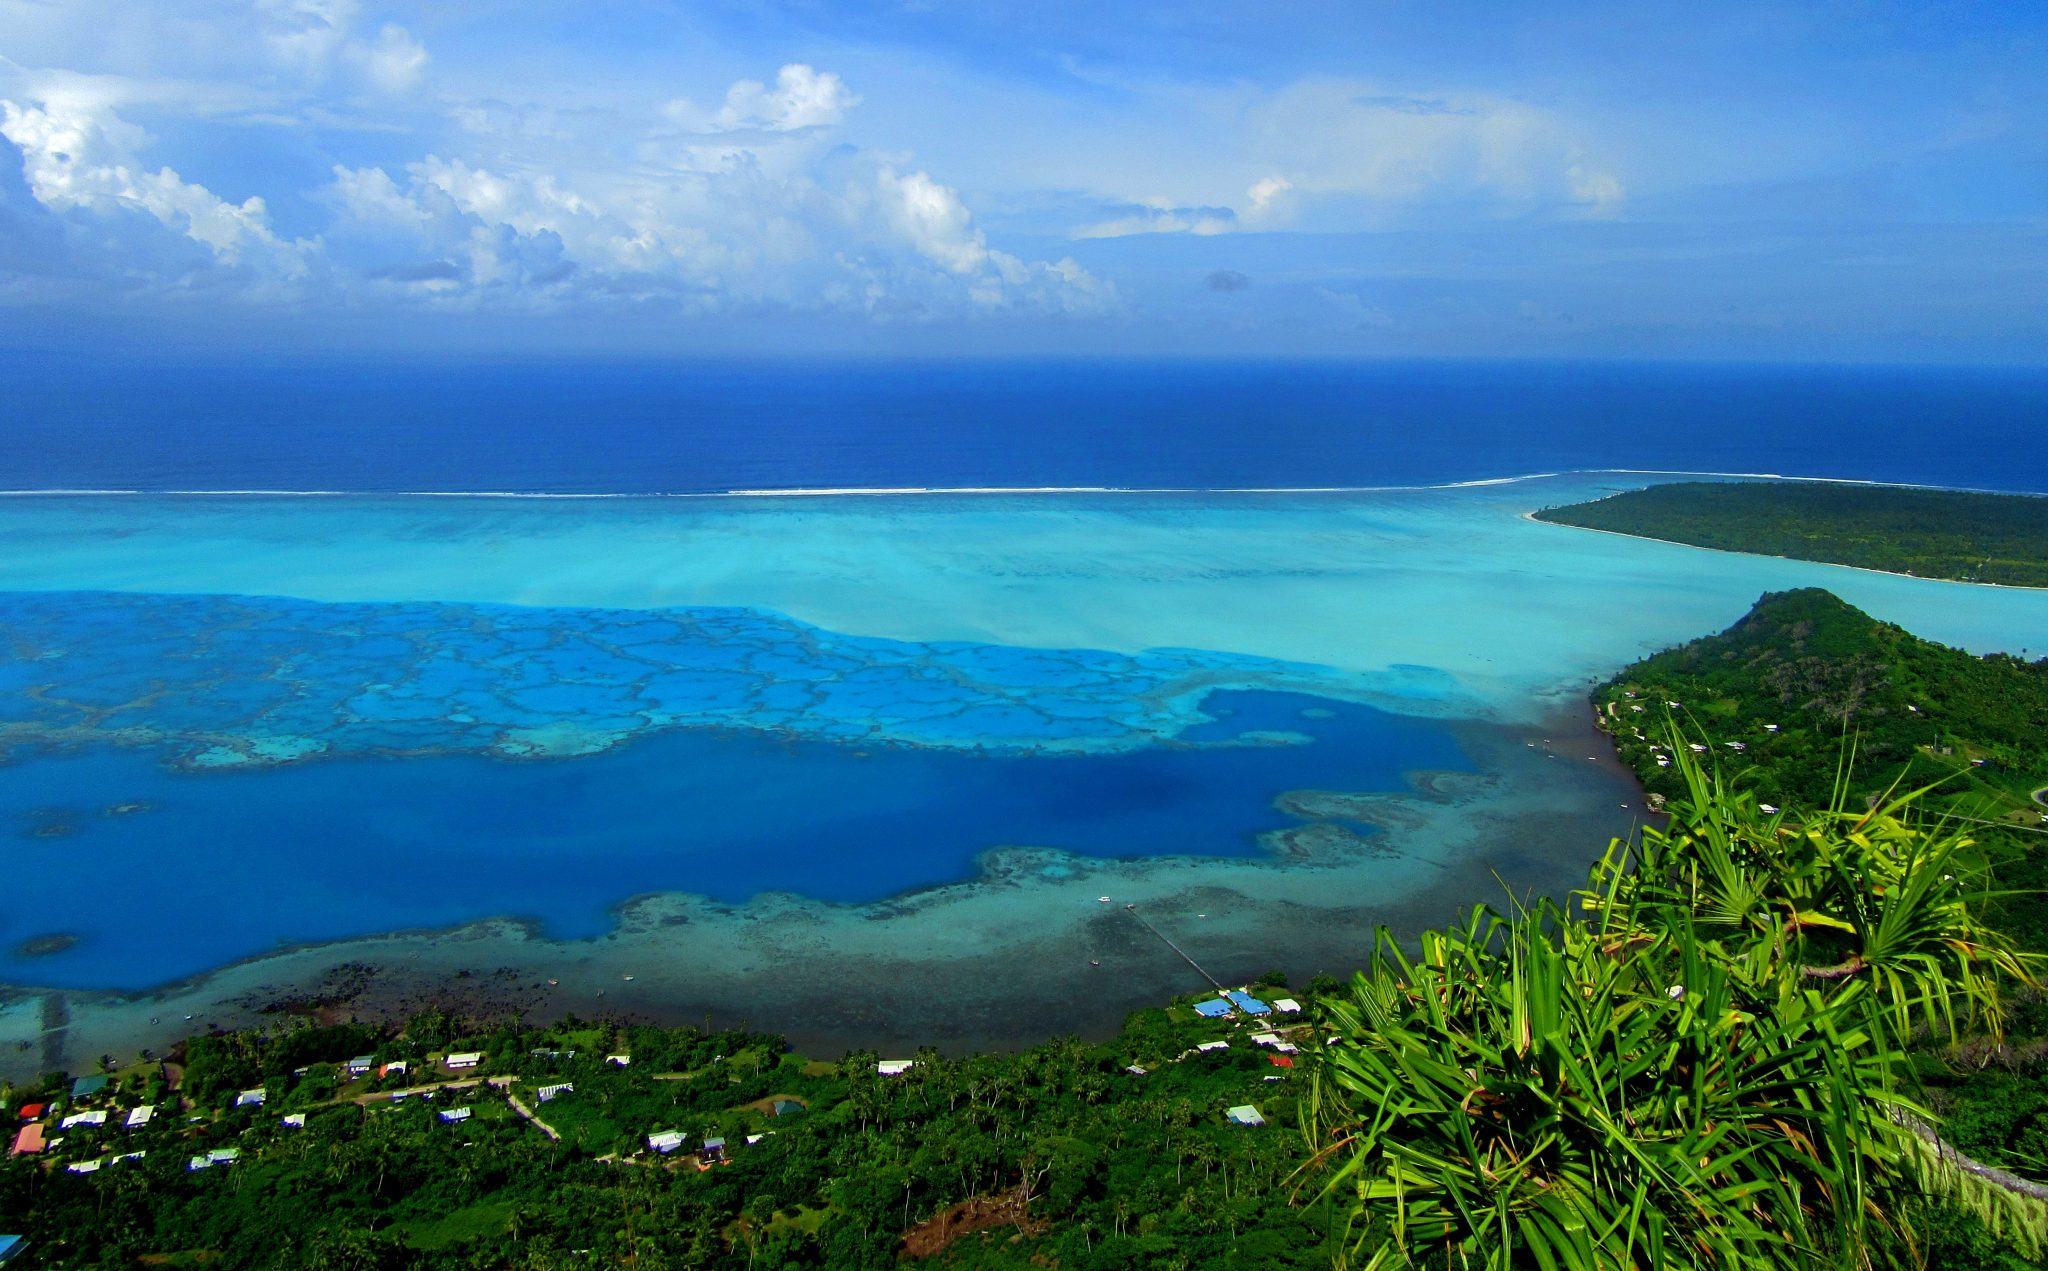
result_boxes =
[1534,481,2048,587]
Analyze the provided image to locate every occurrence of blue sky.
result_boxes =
[0,0,2042,360]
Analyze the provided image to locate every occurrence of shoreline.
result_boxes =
[0,708,1644,1081]
[1520,511,2048,593]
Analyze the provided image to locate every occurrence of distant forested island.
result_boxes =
[1534,480,2048,586]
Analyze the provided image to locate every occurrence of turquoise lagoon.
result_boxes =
[3,473,2046,1065]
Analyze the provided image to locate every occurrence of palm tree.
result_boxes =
[1305,747,2040,1270]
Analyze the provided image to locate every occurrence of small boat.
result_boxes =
[1089,960,1100,968]
[1098,896,1111,903]
[622,975,635,981]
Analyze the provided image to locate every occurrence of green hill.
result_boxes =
[1599,588,2048,814]
[1599,588,2048,963]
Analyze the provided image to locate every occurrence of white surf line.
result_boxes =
[0,469,2041,499]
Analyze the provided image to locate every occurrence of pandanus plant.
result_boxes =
[1305,744,2040,1270]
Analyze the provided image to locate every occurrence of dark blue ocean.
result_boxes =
[4,357,2044,493]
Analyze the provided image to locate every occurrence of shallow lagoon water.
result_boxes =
[3,472,2046,1075]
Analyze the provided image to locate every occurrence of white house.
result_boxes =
[876,1060,914,1076]
[444,1052,483,1070]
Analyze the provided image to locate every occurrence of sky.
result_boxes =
[0,0,2043,361]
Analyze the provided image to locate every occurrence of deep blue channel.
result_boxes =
[0,690,1469,990]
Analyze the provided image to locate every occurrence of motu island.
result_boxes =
[1536,481,2048,587]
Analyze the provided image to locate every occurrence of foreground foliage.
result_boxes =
[1310,751,2041,1270]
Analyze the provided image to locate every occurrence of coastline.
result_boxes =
[0,710,1644,1082]
[1520,511,2048,593]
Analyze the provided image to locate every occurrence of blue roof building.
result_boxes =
[1192,998,1233,1018]
[70,1075,109,1098]
[1225,991,1272,1016]
[0,1234,25,1265]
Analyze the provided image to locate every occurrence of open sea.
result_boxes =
[5,357,2045,494]
[2,357,2045,1069]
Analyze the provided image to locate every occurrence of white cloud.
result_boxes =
[254,0,424,96]
[0,28,1105,323]
[304,89,1109,318]
[1244,175,1292,222]
[875,167,987,273]
[1070,79,1622,238]
[1566,162,1626,215]
[1074,198,1235,240]
[712,64,859,132]
[0,96,313,283]
[354,23,428,95]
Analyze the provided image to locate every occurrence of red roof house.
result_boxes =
[16,1104,43,1120]
[9,1122,47,1156]
[1267,1054,1295,1069]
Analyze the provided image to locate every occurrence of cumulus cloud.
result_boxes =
[1204,269,1250,291]
[257,0,428,96]
[0,26,1106,323]
[1244,175,1292,221]
[712,64,859,132]
[0,97,314,285]
[355,23,429,94]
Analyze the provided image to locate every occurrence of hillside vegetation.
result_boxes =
[1535,481,2048,587]
[1597,588,2048,1224]
[1596,587,2048,822]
